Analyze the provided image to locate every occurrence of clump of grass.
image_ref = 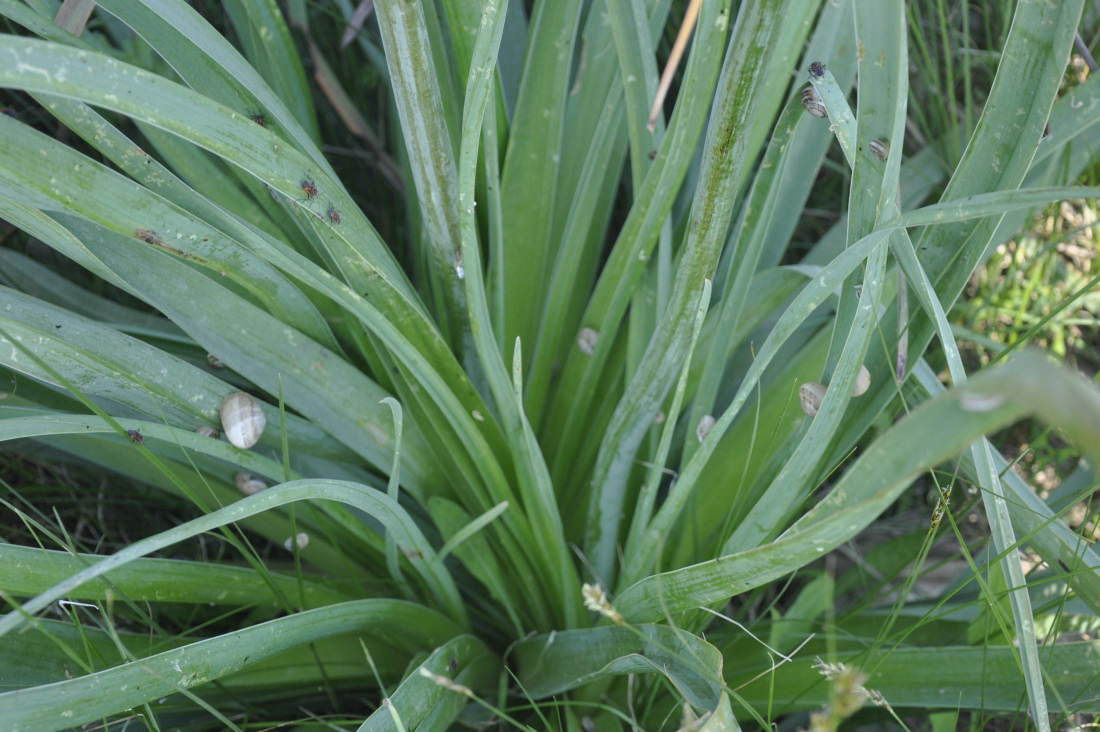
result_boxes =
[1,2,1099,731]
[958,199,1100,366]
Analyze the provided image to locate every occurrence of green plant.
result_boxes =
[1,1,1099,730]
[955,202,1100,363]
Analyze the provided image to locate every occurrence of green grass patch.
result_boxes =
[1,1,1100,730]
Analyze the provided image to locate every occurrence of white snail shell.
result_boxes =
[284,532,309,551]
[696,414,716,442]
[958,391,1006,413]
[234,472,267,495]
[799,382,827,417]
[219,391,266,449]
[196,425,220,439]
[801,86,827,118]
[852,365,871,397]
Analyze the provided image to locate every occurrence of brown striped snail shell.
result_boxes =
[801,366,872,417]
[869,138,889,161]
[801,86,827,118]
[798,382,827,417]
[219,391,266,449]
[577,327,599,356]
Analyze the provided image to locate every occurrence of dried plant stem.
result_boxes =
[647,0,702,131]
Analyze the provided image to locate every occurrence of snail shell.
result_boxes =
[800,368,871,416]
[799,382,826,417]
[219,391,266,449]
[196,425,220,439]
[958,390,1006,413]
[696,414,716,443]
[869,138,889,161]
[852,365,871,397]
[801,86,827,118]
[577,327,599,356]
[284,532,309,551]
[234,472,267,495]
